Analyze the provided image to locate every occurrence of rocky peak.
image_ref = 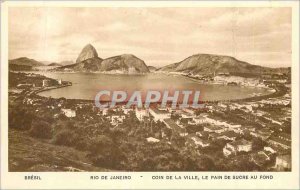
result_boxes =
[120,54,135,58]
[76,44,99,63]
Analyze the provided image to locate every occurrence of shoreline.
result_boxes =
[31,70,151,76]
[181,74,284,103]
[22,71,287,105]
[32,84,72,95]
[26,83,287,108]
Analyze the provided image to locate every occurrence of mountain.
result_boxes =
[56,55,149,73]
[76,44,99,63]
[159,54,289,75]
[48,63,62,67]
[41,61,51,65]
[9,64,32,71]
[9,57,44,67]
[99,54,149,73]
[57,57,103,72]
[148,66,157,72]
[59,60,74,66]
[54,44,149,73]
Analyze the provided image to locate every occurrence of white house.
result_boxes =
[204,125,226,133]
[264,146,276,154]
[223,139,252,156]
[187,136,210,148]
[149,108,171,122]
[217,131,238,141]
[192,115,206,124]
[163,119,188,137]
[135,108,149,121]
[102,108,109,116]
[42,79,51,87]
[146,137,160,143]
[61,108,76,118]
[110,114,126,126]
[275,154,291,171]
[181,111,195,119]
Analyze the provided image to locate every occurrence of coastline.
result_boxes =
[32,83,72,95]
[181,74,285,103]
[30,71,287,105]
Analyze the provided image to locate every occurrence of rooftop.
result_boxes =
[229,139,252,147]
[204,124,224,131]
[258,128,273,134]
[194,115,206,120]
[269,137,291,147]
[163,119,185,133]
[191,136,210,145]
[151,108,169,115]
[146,137,160,143]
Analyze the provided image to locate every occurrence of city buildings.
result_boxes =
[223,139,252,156]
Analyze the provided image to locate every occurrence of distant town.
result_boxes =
[8,69,291,172]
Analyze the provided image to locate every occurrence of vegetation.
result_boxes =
[29,120,52,139]
[9,103,33,130]
[8,72,291,171]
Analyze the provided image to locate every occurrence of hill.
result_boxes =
[57,57,103,72]
[76,44,99,63]
[59,60,74,66]
[54,44,149,73]
[9,64,32,71]
[159,54,289,75]
[9,57,44,67]
[148,66,157,72]
[48,63,62,67]
[99,54,149,73]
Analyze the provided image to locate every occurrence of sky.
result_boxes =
[9,7,291,68]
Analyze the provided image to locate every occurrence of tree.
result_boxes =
[29,120,52,139]
[52,130,79,146]
[171,113,180,120]
[226,155,258,171]
[252,138,267,151]
[9,104,33,130]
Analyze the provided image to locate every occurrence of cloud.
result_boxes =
[8,7,291,68]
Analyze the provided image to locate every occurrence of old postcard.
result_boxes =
[1,0,299,189]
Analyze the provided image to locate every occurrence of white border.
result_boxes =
[1,1,299,189]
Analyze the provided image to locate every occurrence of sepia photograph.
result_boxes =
[6,6,293,173]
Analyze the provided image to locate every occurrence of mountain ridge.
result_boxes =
[147,66,157,72]
[48,63,63,67]
[9,49,289,75]
[54,44,149,73]
[159,54,290,75]
[76,44,99,63]
[9,57,44,67]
